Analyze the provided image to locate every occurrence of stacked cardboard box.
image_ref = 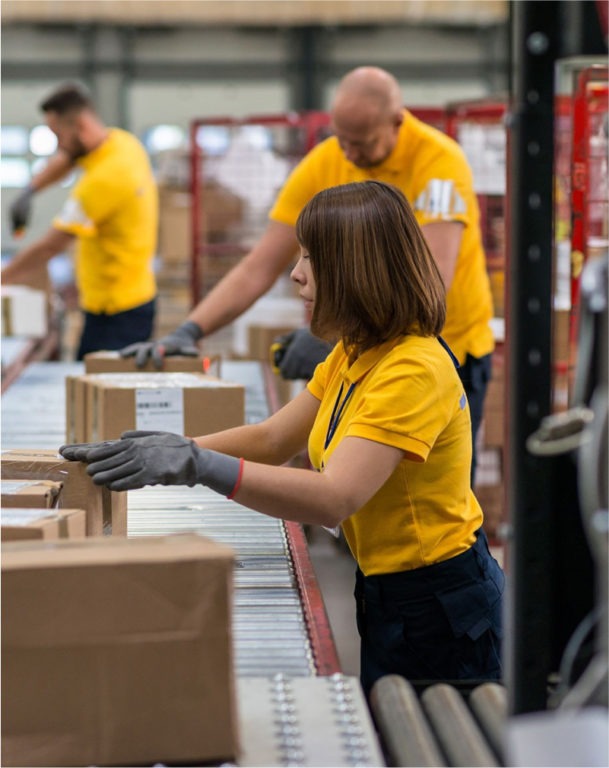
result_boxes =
[1,508,86,541]
[1,533,238,767]
[66,371,245,443]
[1,479,62,509]
[83,350,213,375]
[1,285,48,338]
[0,450,127,537]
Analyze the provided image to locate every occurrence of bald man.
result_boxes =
[125,66,494,480]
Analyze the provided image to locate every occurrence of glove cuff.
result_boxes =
[194,447,241,496]
[178,320,205,342]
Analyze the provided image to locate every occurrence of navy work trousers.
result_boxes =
[76,299,156,361]
[354,529,504,698]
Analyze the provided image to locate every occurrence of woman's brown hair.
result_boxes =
[295,181,446,357]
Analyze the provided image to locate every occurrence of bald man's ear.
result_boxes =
[393,111,404,128]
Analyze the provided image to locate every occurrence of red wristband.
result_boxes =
[226,457,245,500]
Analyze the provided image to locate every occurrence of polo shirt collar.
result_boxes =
[341,337,403,384]
[77,128,115,170]
[367,109,411,176]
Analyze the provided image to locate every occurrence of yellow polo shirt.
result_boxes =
[53,128,157,314]
[270,110,494,364]
[307,335,483,576]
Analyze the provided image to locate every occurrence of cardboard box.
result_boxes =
[1,479,62,509]
[1,285,48,337]
[1,533,238,767]
[1,508,86,541]
[67,372,245,442]
[0,450,127,537]
[474,484,505,541]
[84,350,211,375]
[247,323,302,362]
[158,180,244,264]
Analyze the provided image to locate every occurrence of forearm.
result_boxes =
[233,461,347,529]
[30,150,75,192]
[193,422,299,466]
[2,228,73,284]
[187,220,298,336]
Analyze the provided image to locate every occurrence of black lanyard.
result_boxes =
[324,381,356,450]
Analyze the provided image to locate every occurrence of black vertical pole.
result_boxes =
[506,0,605,715]
[506,0,561,714]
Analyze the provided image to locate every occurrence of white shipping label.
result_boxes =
[135,388,184,434]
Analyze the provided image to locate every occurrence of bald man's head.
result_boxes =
[330,67,404,168]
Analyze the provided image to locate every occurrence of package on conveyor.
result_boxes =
[0,450,127,536]
[65,371,245,443]
[1,533,238,767]
[0,284,48,337]
[1,508,86,541]
[83,349,221,376]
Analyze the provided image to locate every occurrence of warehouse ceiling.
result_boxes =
[2,0,508,27]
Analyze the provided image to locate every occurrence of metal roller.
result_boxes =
[369,675,446,767]
[420,683,500,767]
[469,682,507,762]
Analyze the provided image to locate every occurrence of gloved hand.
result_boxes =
[59,430,241,494]
[10,185,35,235]
[120,321,204,369]
[273,328,333,380]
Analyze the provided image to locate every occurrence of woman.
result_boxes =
[60,180,504,695]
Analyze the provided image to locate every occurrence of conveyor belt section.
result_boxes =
[128,485,316,677]
[236,674,385,767]
[370,675,507,767]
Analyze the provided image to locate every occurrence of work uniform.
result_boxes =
[307,335,504,694]
[271,111,494,477]
[53,128,158,359]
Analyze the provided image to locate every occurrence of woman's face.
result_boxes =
[291,246,316,319]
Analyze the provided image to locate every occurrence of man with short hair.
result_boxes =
[123,66,494,480]
[2,82,158,359]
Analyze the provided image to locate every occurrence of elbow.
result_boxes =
[317,497,355,530]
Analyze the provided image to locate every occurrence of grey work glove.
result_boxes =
[59,430,241,494]
[10,185,35,235]
[274,328,333,380]
[120,321,204,369]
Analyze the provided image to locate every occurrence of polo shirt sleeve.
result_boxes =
[346,356,455,462]
[411,145,475,229]
[52,164,128,238]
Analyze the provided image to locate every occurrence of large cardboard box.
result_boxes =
[67,372,245,442]
[84,350,211,375]
[0,450,127,537]
[1,508,86,541]
[1,479,62,509]
[1,533,238,767]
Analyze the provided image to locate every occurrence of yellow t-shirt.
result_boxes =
[307,335,483,576]
[270,111,494,363]
[53,128,158,314]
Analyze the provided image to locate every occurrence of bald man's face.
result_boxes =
[331,105,402,168]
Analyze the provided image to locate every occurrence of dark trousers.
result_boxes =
[458,353,492,485]
[76,299,156,360]
[354,529,504,699]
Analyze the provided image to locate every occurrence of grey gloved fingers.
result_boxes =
[58,440,120,461]
[278,328,333,380]
[10,186,34,232]
[151,342,166,370]
[137,342,155,368]
[120,430,171,439]
[92,468,149,492]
